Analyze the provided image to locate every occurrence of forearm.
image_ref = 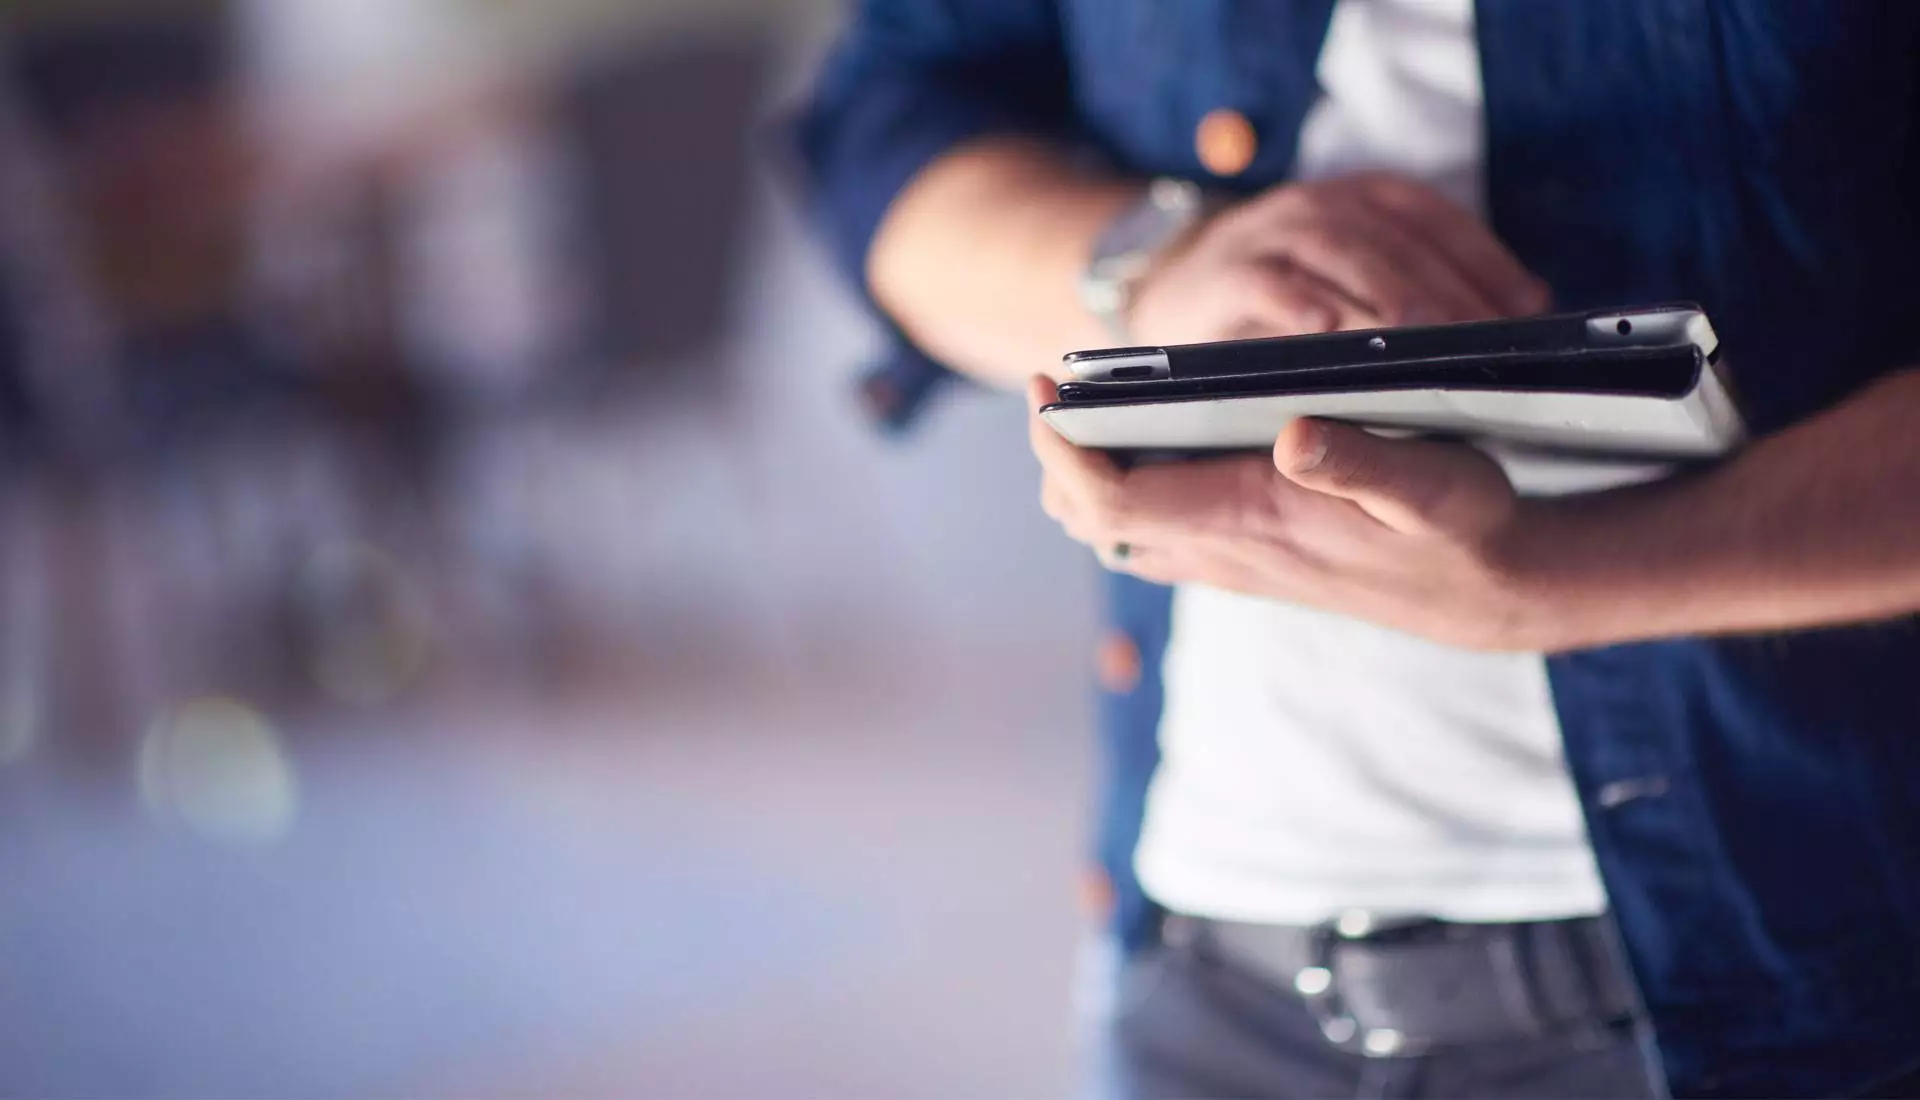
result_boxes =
[868,136,1136,390]
[1516,369,1920,649]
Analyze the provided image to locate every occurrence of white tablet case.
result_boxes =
[1042,370,1745,458]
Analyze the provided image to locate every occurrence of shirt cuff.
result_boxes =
[781,58,1074,431]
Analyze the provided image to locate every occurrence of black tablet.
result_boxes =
[1040,305,1745,463]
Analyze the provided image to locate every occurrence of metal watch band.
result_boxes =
[1078,177,1206,343]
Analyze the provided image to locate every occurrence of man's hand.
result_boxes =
[1128,171,1551,345]
[1029,377,1554,651]
[868,136,1550,387]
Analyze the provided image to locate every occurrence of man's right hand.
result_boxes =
[1128,171,1551,346]
[867,140,1550,389]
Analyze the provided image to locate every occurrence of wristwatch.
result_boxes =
[1078,177,1208,342]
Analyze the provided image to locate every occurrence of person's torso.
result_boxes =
[1133,0,1609,928]
[1050,1,1920,1094]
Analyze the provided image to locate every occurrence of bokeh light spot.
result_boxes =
[138,698,299,845]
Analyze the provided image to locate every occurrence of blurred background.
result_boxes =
[0,1,1101,1095]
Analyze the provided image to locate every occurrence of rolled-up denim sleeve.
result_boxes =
[786,0,1076,430]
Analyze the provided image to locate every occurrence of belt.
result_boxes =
[1169,911,1642,1059]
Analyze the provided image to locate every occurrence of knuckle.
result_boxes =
[1229,463,1283,533]
[1401,476,1452,521]
[1294,220,1348,257]
[1244,266,1302,309]
[1214,198,1264,232]
[1266,185,1317,220]
[1040,482,1064,520]
[1092,477,1131,530]
[1358,170,1411,200]
[1326,446,1384,491]
[1383,176,1443,213]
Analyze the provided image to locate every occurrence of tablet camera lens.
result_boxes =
[1616,319,1633,335]
[1368,336,1387,351]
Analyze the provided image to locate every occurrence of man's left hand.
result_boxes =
[1028,377,1558,651]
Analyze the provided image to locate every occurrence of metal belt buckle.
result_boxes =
[1294,910,1439,1060]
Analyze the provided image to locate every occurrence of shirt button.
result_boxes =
[1196,108,1258,177]
[1097,631,1143,695]
[1078,866,1115,922]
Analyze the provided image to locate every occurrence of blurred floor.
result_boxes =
[0,113,1101,1099]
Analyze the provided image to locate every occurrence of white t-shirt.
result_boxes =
[1133,0,1609,925]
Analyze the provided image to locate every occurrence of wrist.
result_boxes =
[1487,500,1597,652]
[1120,206,1217,343]
[1079,177,1211,342]
[867,137,1155,386]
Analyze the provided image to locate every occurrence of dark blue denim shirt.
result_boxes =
[792,2,1920,1095]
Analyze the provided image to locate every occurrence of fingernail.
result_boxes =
[1289,420,1329,472]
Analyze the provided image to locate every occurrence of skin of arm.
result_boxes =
[1504,368,1920,648]
[867,136,1137,390]
[1028,369,1920,652]
[868,137,1549,390]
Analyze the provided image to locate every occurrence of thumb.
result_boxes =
[1027,373,1060,414]
[1274,419,1512,535]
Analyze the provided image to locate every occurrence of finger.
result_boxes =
[1127,543,1264,592]
[1028,374,1083,468]
[1026,374,1058,417]
[1274,419,1513,536]
[1028,373,1126,527]
[1028,375,1078,480]
[1242,184,1432,323]
[1112,548,1182,585]
[1040,478,1069,522]
[1236,263,1340,334]
[1355,174,1551,316]
[1028,401,1119,492]
[1099,456,1274,543]
[1237,261,1382,335]
[1276,211,1453,327]
[1095,537,1170,582]
[1329,197,1505,322]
